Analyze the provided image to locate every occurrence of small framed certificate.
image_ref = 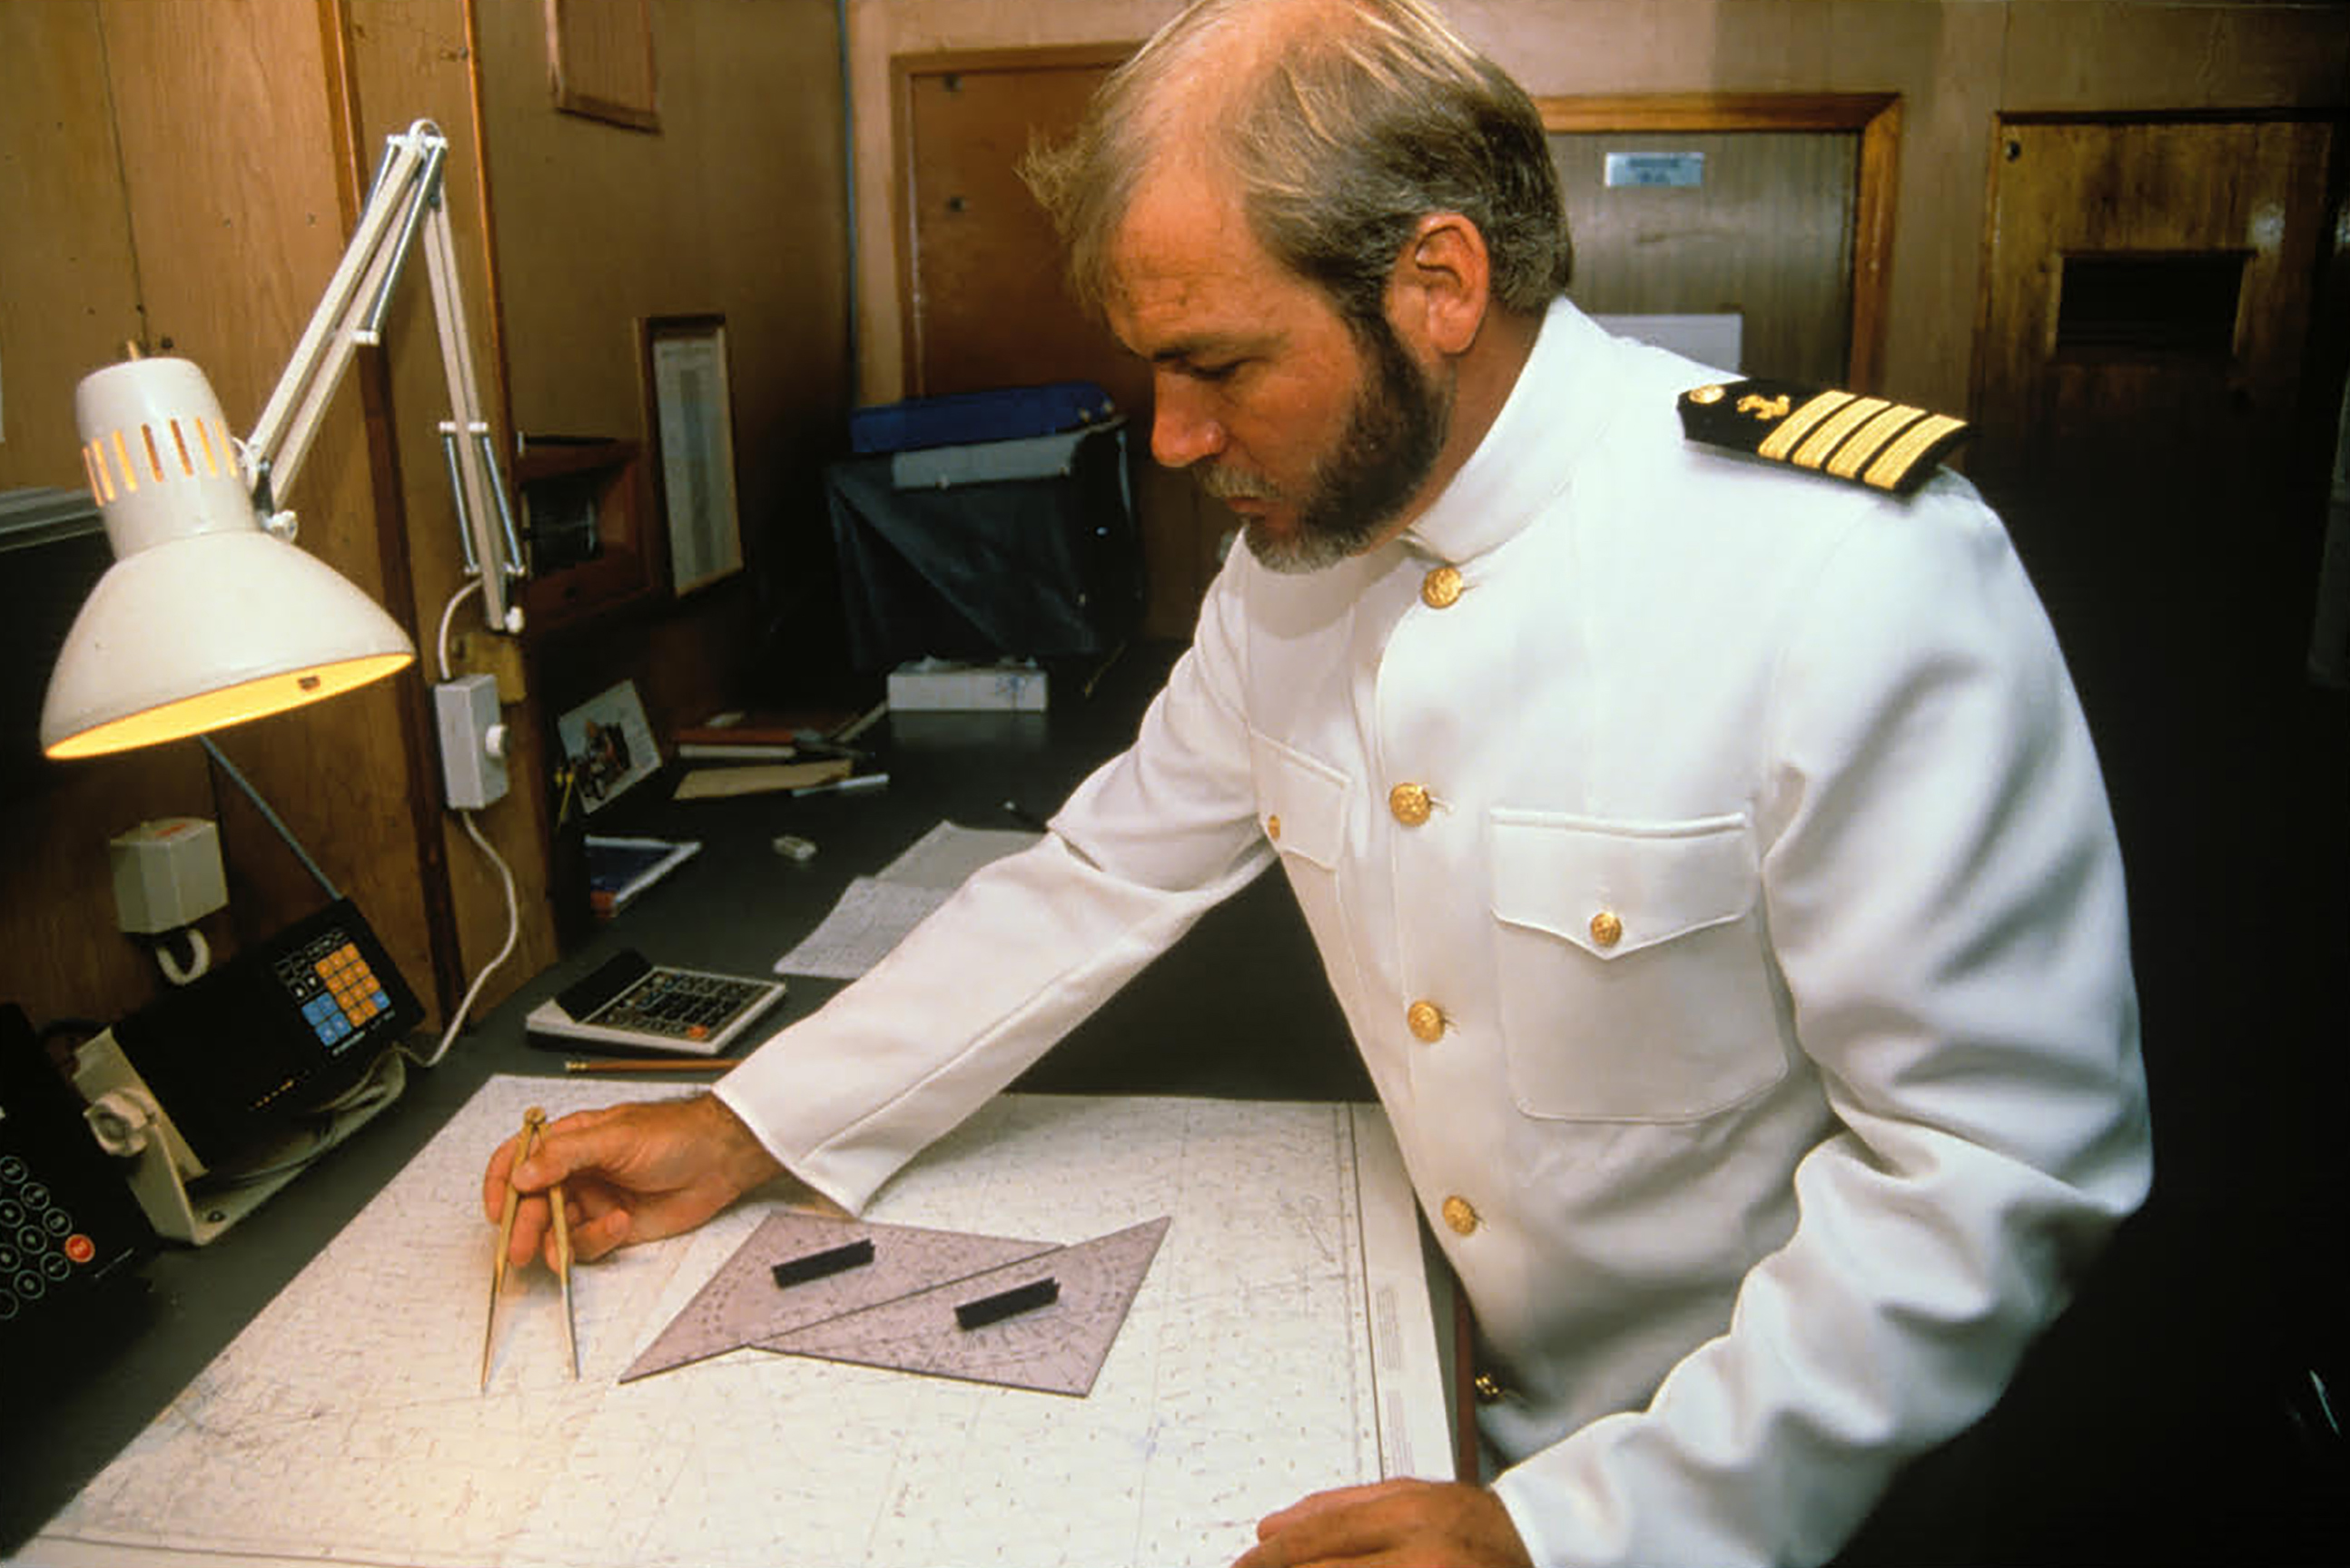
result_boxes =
[642,314,744,597]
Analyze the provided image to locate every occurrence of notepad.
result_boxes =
[583,834,700,916]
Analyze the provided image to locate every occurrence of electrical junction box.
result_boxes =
[435,673,509,810]
[110,816,228,933]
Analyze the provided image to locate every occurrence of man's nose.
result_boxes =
[1150,379,1226,469]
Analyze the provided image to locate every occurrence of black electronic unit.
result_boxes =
[109,898,421,1168]
[0,1003,155,1336]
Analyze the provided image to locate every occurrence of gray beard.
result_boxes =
[1222,320,1450,576]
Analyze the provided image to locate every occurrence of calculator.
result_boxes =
[524,949,786,1057]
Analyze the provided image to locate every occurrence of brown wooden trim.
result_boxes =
[1848,98,1901,392]
[894,42,1136,79]
[1536,92,1897,135]
[1537,93,1903,394]
[890,54,923,399]
[320,0,469,1021]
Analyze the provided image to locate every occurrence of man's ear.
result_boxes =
[1388,212,1491,359]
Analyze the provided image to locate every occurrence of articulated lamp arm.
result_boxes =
[243,119,525,632]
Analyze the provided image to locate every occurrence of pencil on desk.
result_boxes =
[564,1058,734,1075]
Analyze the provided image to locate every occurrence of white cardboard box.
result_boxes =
[886,660,1048,711]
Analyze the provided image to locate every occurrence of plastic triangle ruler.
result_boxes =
[760,1215,1170,1397]
[620,1209,1055,1383]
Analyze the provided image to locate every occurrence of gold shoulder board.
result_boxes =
[1677,379,1971,497]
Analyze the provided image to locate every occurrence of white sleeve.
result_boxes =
[718,571,1272,1215]
[1492,487,2153,1566]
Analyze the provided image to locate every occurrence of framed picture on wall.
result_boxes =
[546,0,658,131]
[641,314,745,597]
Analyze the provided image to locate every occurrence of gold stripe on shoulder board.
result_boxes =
[1756,390,1854,462]
[1862,412,1968,492]
[1825,402,1927,480]
[1792,396,1891,470]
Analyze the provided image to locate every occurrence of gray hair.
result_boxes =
[1022,0,1570,327]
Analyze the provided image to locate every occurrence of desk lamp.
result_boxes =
[41,119,524,759]
[38,121,526,1246]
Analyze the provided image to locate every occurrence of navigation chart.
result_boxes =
[20,1077,1449,1568]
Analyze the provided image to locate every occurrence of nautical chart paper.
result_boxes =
[19,1077,1449,1568]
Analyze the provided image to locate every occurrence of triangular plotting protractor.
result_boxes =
[756,1215,1171,1397]
[620,1209,1055,1383]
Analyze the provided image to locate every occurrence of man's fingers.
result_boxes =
[1236,1481,1532,1568]
[559,1205,631,1265]
[1255,1480,1413,1540]
[502,1189,549,1268]
[480,1131,524,1224]
[509,1106,628,1191]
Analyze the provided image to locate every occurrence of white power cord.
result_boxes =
[151,926,212,985]
[400,576,522,1070]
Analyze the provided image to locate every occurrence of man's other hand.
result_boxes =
[1232,1478,1534,1567]
[479,1092,784,1269]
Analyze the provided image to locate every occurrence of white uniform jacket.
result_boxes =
[721,300,2152,1566]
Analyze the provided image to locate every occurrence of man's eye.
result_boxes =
[1188,360,1242,383]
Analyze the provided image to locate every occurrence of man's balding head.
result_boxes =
[1022,0,1570,330]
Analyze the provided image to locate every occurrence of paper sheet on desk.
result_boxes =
[772,822,1042,978]
[877,820,1042,888]
[771,875,953,978]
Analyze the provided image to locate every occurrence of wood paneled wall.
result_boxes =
[0,0,459,1031]
[844,1,2350,420]
[0,0,852,1044]
[470,0,853,735]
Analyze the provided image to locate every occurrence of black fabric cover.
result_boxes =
[824,423,1142,672]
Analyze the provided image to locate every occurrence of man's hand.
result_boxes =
[1232,1479,1533,1568]
[479,1093,784,1269]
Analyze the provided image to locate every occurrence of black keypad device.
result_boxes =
[0,1003,155,1340]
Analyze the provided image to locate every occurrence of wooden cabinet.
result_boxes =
[514,437,659,634]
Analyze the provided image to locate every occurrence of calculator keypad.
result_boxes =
[275,934,394,1054]
[0,1152,98,1324]
[597,971,773,1043]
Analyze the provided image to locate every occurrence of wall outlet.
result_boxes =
[434,674,509,809]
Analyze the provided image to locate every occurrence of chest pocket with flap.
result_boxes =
[1488,811,1786,1120]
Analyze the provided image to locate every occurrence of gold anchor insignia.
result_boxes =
[1737,393,1792,420]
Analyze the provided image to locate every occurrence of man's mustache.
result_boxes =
[1199,463,1280,503]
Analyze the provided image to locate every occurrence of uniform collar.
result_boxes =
[1399,297,1614,567]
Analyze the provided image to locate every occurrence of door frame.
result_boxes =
[1535,93,1902,391]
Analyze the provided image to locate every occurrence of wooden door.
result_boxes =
[1973,117,2339,712]
[1963,112,2348,1544]
[897,47,1227,641]
[1540,94,1901,390]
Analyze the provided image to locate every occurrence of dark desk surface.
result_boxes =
[0,643,1376,1554]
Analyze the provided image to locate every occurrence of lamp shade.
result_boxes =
[40,358,415,760]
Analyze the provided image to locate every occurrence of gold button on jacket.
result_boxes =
[1388,782,1432,826]
[1265,814,1281,841]
[1590,910,1624,948]
[1406,1000,1446,1041]
[1442,1195,1480,1236]
[1421,564,1465,609]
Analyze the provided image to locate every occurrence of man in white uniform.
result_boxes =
[485,2,2151,1562]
